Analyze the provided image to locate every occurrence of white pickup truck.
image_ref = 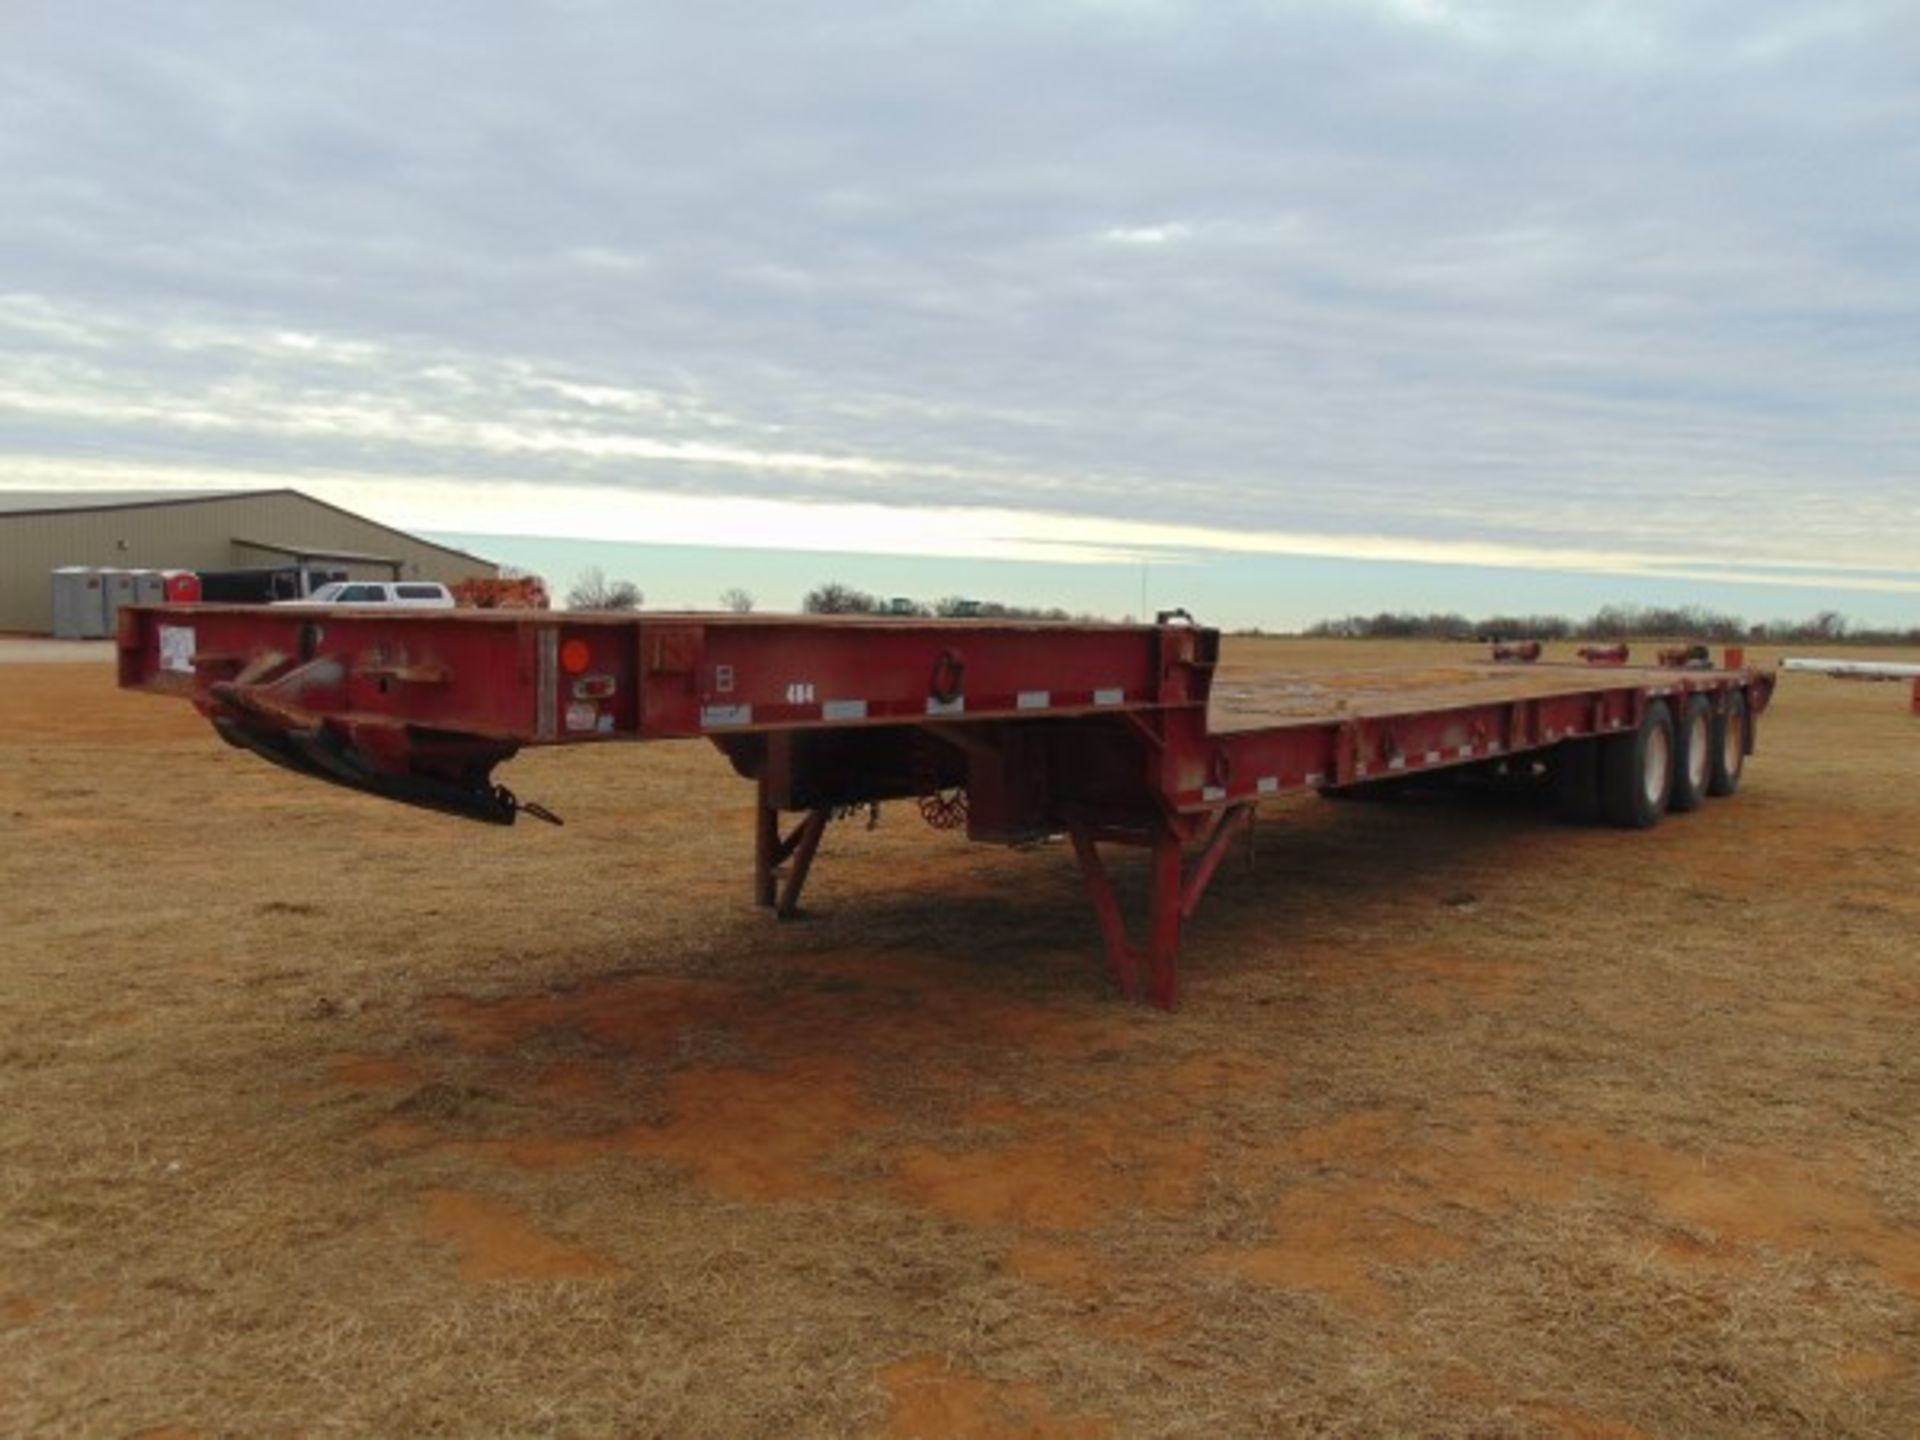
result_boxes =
[274,581,456,608]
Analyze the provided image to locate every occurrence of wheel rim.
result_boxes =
[1722,710,1744,776]
[1643,726,1671,809]
[1687,714,1709,792]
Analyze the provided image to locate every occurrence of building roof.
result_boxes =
[0,485,498,570]
[0,488,238,515]
[231,536,404,566]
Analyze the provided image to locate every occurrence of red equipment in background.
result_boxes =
[162,571,202,603]
[451,575,550,609]
[1658,644,1714,668]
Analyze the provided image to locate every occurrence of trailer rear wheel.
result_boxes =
[1708,691,1747,797]
[1550,738,1601,823]
[1601,699,1673,829]
[1668,695,1712,813]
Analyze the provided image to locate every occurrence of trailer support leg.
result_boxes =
[753,775,780,907]
[755,777,831,918]
[1181,803,1254,920]
[776,806,831,919]
[1065,810,1248,1011]
[1066,816,1142,1001]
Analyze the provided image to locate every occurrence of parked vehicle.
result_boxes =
[200,567,346,603]
[274,581,455,608]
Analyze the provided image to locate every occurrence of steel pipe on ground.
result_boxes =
[1782,658,1920,679]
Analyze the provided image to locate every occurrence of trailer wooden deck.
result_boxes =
[1208,662,1732,730]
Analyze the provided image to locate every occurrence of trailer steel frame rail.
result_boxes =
[118,607,1775,1008]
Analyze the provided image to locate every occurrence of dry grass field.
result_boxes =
[2,636,1916,1437]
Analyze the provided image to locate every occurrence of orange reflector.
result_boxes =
[559,638,593,675]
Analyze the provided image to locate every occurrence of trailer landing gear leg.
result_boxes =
[753,777,831,918]
[1067,819,1143,1001]
[1065,804,1253,1010]
[754,776,780,908]
[776,808,830,917]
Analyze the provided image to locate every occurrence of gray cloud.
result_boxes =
[1,0,1916,575]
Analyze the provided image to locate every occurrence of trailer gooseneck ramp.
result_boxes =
[118,609,1774,1008]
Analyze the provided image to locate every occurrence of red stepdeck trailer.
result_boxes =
[117,607,1775,1008]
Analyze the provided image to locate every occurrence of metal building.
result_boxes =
[0,488,500,634]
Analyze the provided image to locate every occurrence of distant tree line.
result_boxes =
[801,581,1103,622]
[1302,605,1919,646]
[566,571,1911,643]
[565,566,642,611]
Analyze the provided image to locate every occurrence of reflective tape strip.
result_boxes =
[926,696,965,716]
[1425,750,1442,763]
[1306,772,1325,786]
[1017,690,1051,709]
[701,704,753,728]
[1257,776,1279,794]
[1202,784,1226,802]
[536,629,558,740]
[822,699,867,721]
[1093,687,1124,706]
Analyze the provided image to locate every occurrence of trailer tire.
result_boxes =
[1600,699,1673,829]
[1668,695,1712,814]
[1708,691,1747,797]
[1550,738,1601,823]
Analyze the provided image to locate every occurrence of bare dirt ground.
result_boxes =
[1,637,1915,1437]
[0,637,116,664]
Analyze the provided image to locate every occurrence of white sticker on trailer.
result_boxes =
[1257,776,1279,794]
[822,699,868,721]
[157,624,195,674]
[1017,690,1051,710]
[701,704,753,728]
[1093,687,1125,706]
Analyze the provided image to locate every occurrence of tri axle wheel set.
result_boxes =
[1550,690,1749,829]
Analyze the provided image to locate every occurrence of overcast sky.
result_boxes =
[2,0,1916,611]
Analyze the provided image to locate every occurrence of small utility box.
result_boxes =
[50,567,109,639]
[101,568,139,629]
